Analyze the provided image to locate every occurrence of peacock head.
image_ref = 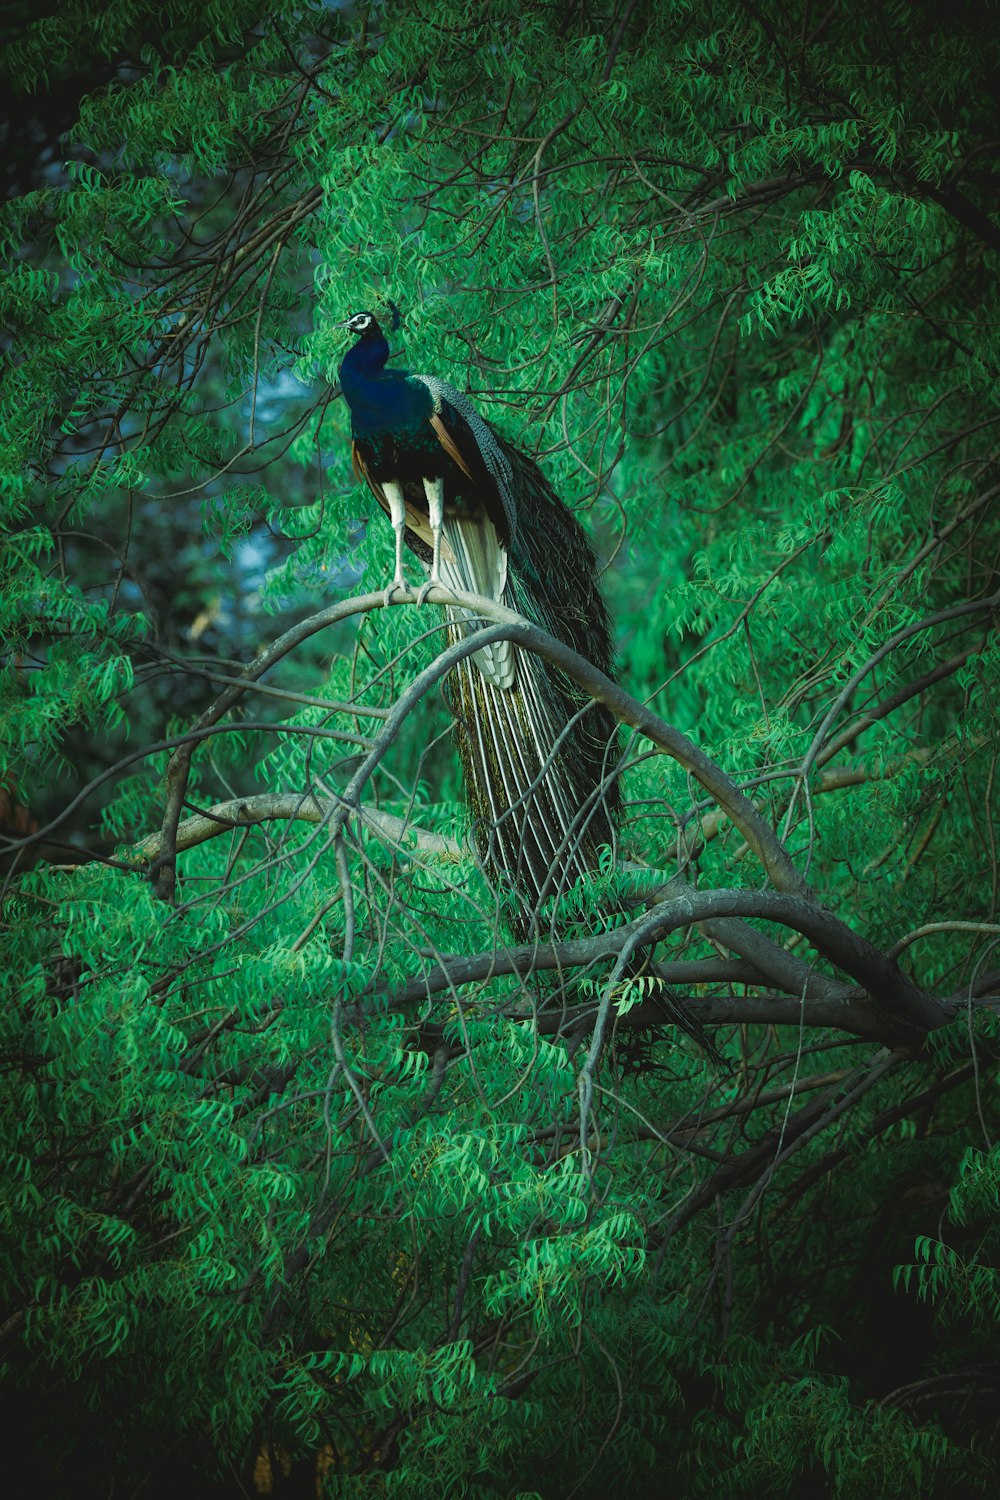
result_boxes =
[338,303,401,340]
[340,310,380,339]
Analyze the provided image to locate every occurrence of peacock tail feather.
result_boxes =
[442,441,621,935]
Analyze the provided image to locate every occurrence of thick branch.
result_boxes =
[624,888,951,1040]
[134,793,460,862]
[382,885,953,1044]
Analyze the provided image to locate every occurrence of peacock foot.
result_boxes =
[383,575,409,606]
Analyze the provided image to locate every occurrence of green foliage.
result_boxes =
[1,0,999,1495]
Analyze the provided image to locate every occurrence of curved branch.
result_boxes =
[154,585,810,902]
[384,886,953,1044]
[618,888,951,1039]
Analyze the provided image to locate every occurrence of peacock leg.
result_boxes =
[416,476,445,604]
[381,481,408,603]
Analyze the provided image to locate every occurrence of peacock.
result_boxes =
[337,309,709,1054]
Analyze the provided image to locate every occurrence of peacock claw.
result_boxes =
[415,576,438,605]
[383,577,408,606]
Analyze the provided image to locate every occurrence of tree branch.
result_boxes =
[134,792,460,862]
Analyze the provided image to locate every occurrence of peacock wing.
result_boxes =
[410,374,519,690]
[410,374,517,546]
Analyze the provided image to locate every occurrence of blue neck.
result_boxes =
[339,333,429,435]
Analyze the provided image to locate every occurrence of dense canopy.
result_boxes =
[1,1,999,1494]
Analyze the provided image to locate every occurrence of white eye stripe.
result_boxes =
[349,313,372,331]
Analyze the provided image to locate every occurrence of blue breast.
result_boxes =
[339,336,432,437]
